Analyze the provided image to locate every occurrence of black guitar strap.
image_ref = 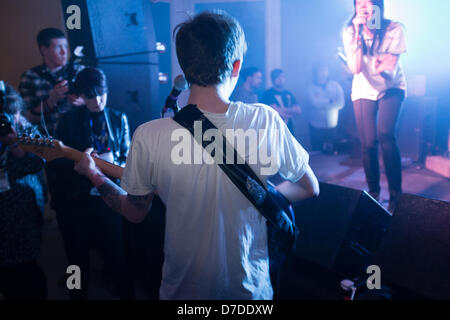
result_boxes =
[173,104,297,238]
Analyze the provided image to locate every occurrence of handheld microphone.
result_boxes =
[162,74,188,117]
[358,24,364,39]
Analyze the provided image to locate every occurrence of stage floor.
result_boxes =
[309,152,450,204]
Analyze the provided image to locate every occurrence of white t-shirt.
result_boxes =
[120,101,309,300]
[343,21,407,101]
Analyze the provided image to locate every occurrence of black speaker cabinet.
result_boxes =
[333,191,391,277]
[61,0,161,132]
[293,183,391,277]
[374,193,450,299]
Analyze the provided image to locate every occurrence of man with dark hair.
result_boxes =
[231,66,263,103]
[47,68,133,300]
[262,69,302,134]
[19,28,84,136]
[74,11,319,300]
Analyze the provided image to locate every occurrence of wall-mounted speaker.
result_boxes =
[61,0,161,132]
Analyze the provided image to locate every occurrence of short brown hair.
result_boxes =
[174,11,247,87]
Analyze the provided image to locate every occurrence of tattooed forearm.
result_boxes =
[127,194,153,212]
[88,169,152,223]
[97,180,126,214]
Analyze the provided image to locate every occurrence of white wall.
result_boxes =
[159,0,281,101]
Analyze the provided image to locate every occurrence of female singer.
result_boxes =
[343,0,407,212]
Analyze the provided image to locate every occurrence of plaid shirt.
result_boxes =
[19,63,84,136]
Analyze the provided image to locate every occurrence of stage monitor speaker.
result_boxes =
[293,183,391,277]
[61,0,161,132]
[332,191,391,277]
[373,193,450,300]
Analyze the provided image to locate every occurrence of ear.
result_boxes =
[231,60,242,77]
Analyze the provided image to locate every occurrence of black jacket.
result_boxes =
[47,106,130,210]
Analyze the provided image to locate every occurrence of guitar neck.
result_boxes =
[62,146,124,179]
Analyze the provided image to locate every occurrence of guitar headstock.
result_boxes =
[15,133,66,161]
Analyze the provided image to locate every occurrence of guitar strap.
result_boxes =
[172,104,296,238]
[173,104,301,299]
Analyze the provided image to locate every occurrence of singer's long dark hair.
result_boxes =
[346,0,391,56]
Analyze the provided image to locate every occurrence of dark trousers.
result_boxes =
[0,260,47,300]
[56,194,135,300]
[353,89,405,195]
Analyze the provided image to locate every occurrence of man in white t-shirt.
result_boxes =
[74,11,319,300]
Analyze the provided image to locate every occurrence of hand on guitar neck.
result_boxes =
[16,133,155,224]
[14,134,123,179]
